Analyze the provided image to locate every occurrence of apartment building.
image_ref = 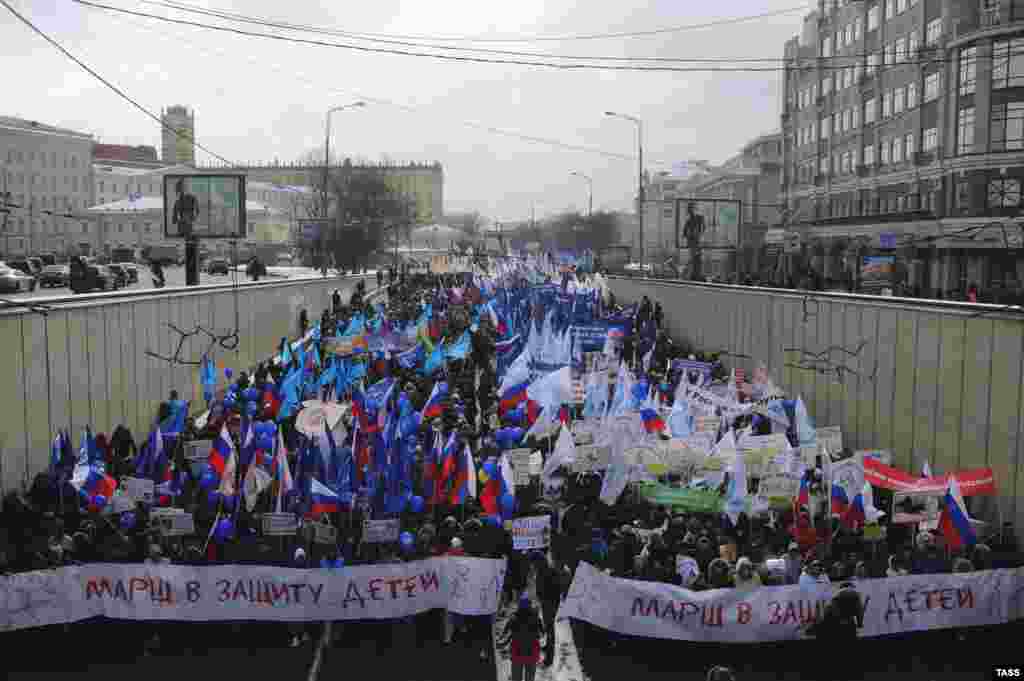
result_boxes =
[781,0,1024,300]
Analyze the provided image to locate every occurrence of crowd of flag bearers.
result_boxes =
[3,255,1019,679]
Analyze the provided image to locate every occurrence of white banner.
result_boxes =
[559,562,1024,643]
[512,516,551,551]
[0,557,506,631]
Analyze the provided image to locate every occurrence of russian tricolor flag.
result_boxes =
[640,408,666,434]
[499,381,530,415]
[309,477,340,516]
[830,481,849,515]
[421,381,447,421]
[795,470,811,510]
[440,433,458,490]
[449,444,476,506]
[842,491,866,529]
[208,425,235,479]
[274,432,294,512]
[478,459,501,515]
[939,477,976,550]
[75,467,117,499]
[422,431,442,507]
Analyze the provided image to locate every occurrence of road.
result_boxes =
[4,265,378,301]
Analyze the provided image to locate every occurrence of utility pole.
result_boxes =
[1,164,9,258]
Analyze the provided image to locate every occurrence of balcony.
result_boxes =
[856,165,871,177]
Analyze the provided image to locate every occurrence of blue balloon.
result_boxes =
[223,494,236,512]
[264,422,278,436]
[214,518,234,543]
[224,367,234,380]
[224,395,237,410]
[92,494,108,509]
[244,387,260,402]
[200,471,217,490]
[483,514,501,527]
[409,495,425,514]
[208,490,222,506]
[245,401,258,417]
[339,491,354,509]
[500,493,515,518]
[120,511,136,530]
[258,435,274,451]
[399,531,415,552]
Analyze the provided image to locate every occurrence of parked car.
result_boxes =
[39,264,70,288]
[107,264,130,288]
[0,262,35,293]
[36,253,57,266]
[115,262,139,283]
[206,257,230,275]
[69,258,116,294]
[8,258,41,279]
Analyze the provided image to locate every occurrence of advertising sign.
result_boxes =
[163,174,246,239]
[861,256,895,289]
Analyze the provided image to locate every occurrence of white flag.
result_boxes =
[243,464,272,512]
[543,426,576,488]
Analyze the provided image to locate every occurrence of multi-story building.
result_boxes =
[0,116,94,256]
[641,133,783,280]
[781,0,1024,300]
[93,143,160,165]
[216,159,444,225]
[161,105,195,166]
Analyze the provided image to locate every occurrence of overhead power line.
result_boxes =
[145,0,810,44]
[101,10,654,164]
[73,0,862,73]
[140,0,807,63]
[0,0,235,167]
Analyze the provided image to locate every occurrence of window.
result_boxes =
[988,179,1022,208]
[834,113,841,134]
[926,18,942,45]
[112,183,117,194]
[144,223,152,233]
[821,117,830,139]
[844,25,853,46]
[822,76,833,95]
[924,72,940,101]
[854,61,863,82]
[841,151,852,173]
[959,46,977,96]
[51,152,56,167]
[868,4,879,30]
[852,106,860,128]
[957,106,976,154]
[905,132,915,157]
[885,0,894,20]
[70,155,77,169]
[881,140,891,164]
[923,127,938,151]
[883,90,893,117]
[118,223,124,233]
[99,181,104,193]
[822,36,832,58]
[854,17,863,41]
[894,86,906,114]
[843,109,852,131]
[908,30,920,57]
[896,0,906,13]
[884,42,896,66]
[71,176,78,192]
[895,37,907,64]
[820,156,830,175]
[906,81,918,108]
[869,51,880,74]
[992,38,1024,89]
[991,102,1024,151]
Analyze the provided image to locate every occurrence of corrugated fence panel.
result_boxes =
[23,314,51,484]
[891,313,917,470]
[46,311,71,445]
[855,305,878,449]
[874,308,899,454]
[0,316,26,491]
[66,307,91,438]
[986,320,1023,519]
[934,317,966,476]
[912,313,941,474]
[960,318,994,472]
[841,304,861,451]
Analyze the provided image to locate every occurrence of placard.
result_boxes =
[799,444,820,465]
[512,515,551,550]
[694,415,720,435]
[738,433,789,477]
[571,378,584,404]
[262,512,299,536]
[122,477,155,504]
[363,518,400,544]
[185,439,212,463]
[573,444,611,472]
[322,337,353,356]
[816,426,843,457]
[757,474,799,505]
[156,512,194,537]
[671,359,715,383]
[508,448,533,486]
[855,449,892,466]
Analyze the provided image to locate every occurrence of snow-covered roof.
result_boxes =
[87,196,276,214]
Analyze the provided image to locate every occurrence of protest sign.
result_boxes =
[262,513,299,536]
[313,523,337,546]
[512,516,551,551]
[508,449,533,486]
[571,378,584,404]
[816,426,843,457]
[559,561,1024,644]
[571,324,610,353]
[185,440,212,464]
[757,474,799,508]
[158,513,194,537]
[671,359,715,383]
[863,458,996,496]
[122,477,155,505]
[573,444,610,472]
[738,433,789,478]
[638,483,725,513]
[694,415,720,435]
[363,519,400,544]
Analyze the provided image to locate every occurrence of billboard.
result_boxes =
[861,255,895,289]
[163,174,246,239]
[674,198,741,250]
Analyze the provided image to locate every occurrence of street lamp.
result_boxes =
[605,111,644,272]
[322,101,365,268]
[570,171,593,217]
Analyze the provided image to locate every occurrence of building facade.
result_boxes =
[215,160,444,225]
[642,133,783,280]
[93,143,159,165]
[0,116,94,257]
[781,0,1024,300]
[161,105,195,166]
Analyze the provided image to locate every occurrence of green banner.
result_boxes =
[638,483,728,513]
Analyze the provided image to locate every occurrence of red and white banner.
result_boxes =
[862,458,996,497]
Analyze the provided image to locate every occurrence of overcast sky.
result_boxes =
[3,0,812,222]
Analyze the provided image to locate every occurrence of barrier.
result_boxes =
[0,273,374,493]
[606,276,1024,544]
[0,556,506,631]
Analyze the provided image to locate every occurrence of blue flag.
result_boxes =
[422,343,444,376]
[445,330,472,361]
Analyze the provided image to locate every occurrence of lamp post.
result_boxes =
[570,171,593,217]
[323,101,365,267]
[605,111,644,272]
